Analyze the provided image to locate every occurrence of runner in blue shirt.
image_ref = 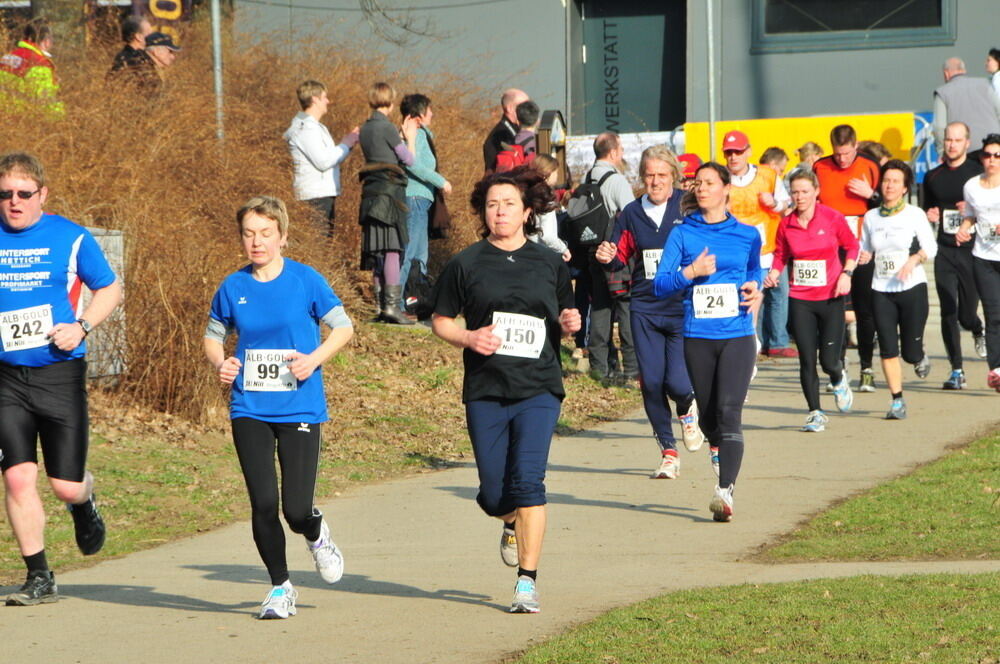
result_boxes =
[204,196,353,620]
[0,152,122,606]
[652,162,762,523]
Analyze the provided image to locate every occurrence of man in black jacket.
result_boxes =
[482,88,528,173]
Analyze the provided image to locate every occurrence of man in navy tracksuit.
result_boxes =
[595,147,704,480]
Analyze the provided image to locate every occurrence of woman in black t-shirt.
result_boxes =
[431,166,581,614]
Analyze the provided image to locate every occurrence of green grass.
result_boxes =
[509,435,999,664]
[761,434,1000,562]
[511,574,999,664]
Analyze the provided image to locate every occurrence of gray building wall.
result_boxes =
[232,0,569,116]
[686,0,999,121]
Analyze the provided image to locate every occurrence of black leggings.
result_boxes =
[936,246,983,370]
[789,297,845,412]
[973,257,1000,370]
[850,262,876,369]
[683,335,756,489]
[872,284,929,363]
[231,417,323,586]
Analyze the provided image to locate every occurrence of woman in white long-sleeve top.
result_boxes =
[859,160,937,420]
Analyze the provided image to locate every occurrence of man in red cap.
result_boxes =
[722,130,795,358]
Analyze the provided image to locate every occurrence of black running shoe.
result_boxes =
[68,493,106,556]
[6,571,58,606]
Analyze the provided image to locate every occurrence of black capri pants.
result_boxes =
[788,297,846,412]
[0,358,89,482]
[231,417,324,586]
[871,284,929,364]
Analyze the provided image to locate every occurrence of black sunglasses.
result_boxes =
[0,189,40,201]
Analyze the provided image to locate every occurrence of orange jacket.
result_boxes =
[729,166,781,254]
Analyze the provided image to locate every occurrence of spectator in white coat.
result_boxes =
[284,80,359,236]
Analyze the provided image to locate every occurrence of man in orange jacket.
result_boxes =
[724,130,795,358]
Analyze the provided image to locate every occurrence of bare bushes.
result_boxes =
[0,23,489,420]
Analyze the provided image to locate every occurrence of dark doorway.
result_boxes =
[577,0,686,133]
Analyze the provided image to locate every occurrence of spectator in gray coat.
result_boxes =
[933,57,1000,154]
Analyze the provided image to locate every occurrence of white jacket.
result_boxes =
[283,112,352,200]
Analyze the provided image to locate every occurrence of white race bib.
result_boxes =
[875,250,908,280]
[941,209,963,235]
[243,349,297,391]
[0,304,53,352]
[976,219,1000,241]
[693,283,739,319]
[491,312,546,359]
[846,216,861,239]
[642,249,663,279]
[792,260,826,287]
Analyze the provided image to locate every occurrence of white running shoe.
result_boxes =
[709,485,734,522]
[832,377,853,413]
[801,410,829,433]
[307,519,344,584]
[709,446,720,478]
[500,524,518,567]
[650,453,680,479]
[510,576,540,613]
[258,582,298,619]
[678,402,705,452]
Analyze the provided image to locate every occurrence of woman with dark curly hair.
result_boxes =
[431,166,581,614]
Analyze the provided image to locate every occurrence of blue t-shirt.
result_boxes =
[652,212,761,340]
[208,258,342,423]
[0,213,117,367]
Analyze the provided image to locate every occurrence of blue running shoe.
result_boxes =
[885,397,907,420]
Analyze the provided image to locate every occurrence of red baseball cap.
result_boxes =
[722,130,750,152]
[677,153,702,178]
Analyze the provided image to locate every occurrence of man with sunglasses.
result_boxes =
[0,152,122,606]
[723,130,793,359]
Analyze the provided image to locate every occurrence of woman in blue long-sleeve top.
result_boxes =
[652,162,762,523]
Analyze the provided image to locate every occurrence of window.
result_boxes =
[751,0,956,54]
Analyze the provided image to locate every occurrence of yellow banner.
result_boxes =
[684,113,915,164]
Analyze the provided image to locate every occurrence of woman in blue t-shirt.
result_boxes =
[652,162,762,523]
[203,196,354,620]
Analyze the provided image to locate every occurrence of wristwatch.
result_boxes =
[842,269,854,277]
[77,318,92,336]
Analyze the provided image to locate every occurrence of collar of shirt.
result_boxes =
[730,164,757,188]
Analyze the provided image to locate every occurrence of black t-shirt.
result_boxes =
[432,239,573,402]
[482,119,517,172]
[922,158,983,248]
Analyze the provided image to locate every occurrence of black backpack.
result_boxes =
[404,262,435,321]
[565,170,615,247]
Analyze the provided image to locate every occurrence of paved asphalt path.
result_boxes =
[3,287,999,663]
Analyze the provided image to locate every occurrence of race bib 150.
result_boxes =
[693,283,739,319]
[0,304,53,352]
[491,312,546,359]
[243,349,297,391]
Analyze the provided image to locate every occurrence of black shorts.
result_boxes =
[0,358,89,481]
